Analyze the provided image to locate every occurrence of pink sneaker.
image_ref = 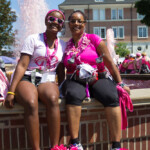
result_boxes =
[51,144,68,150]
[69,143,83,150]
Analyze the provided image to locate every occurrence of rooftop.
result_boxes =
[59,0,138,6]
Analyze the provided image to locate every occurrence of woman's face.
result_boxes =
[69,12,86,36]
[45,11,64,33]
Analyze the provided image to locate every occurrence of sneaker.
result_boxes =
[51,144,68,150]
[69,143,83,150]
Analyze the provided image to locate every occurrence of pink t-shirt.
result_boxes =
[63,33,103,74]
[127,59,134,70]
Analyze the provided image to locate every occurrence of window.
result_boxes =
[137,13,144,20]
[118,26,124,38]
[118,9,123,19]
[93,9,99,20]
[111,9,117,20]
[93,9,105,20]
[93,27,106,39]
[93,27,100,36]
[111,8,123,20]
[100,9,105,20]
[112,27,117,38]
[112,26,124,39]
[100,27,106,39]
[138,26,148,38]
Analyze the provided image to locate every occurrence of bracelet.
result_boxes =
[7,92,15,95]
[117,82,125,88]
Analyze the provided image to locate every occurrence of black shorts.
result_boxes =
[21,75,41,86]
[62,78,119,107]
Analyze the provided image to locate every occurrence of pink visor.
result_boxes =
[45,9,65,20]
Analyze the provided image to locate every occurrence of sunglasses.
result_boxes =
[47,16,64,25]
[69,19,86,25]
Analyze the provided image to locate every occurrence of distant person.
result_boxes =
[126,54,136,74]
[133,53,142,73]
[119,55,129,74]
[4,9,67,150]
[140,52,150,73]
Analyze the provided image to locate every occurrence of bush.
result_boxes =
[115,42,130,57]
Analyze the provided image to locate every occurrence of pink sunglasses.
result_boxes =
[47,16,64,25]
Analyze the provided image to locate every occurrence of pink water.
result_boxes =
[14,0,48,57]
[123,79,150,89]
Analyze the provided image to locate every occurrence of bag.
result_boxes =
[0,69,9,102]
[71,64,98,85]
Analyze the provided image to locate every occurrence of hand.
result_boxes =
[123,85,130,95]
[4,94,15,108]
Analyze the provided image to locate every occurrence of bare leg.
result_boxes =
[16,81,40,150]
[38,82,60,147]
[104,106,121,142]
[66,105,82,139]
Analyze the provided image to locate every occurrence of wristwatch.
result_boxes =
[117,82,125,88]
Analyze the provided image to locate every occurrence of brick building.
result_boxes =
[59,0,150,56]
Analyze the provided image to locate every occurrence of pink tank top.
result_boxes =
[63,33,104,74]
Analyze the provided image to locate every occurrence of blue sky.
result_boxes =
[10,0,65,12]
[10,0,65,29]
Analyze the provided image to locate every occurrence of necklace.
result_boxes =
[43,32,58,69]
[66,33,90,64]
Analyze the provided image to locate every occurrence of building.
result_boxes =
[59,0,150,56]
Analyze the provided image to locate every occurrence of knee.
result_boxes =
[45,94,59,107]
[24,98,38,113]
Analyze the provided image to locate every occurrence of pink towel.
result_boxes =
[117,85,133,130]
[0,69,9,101]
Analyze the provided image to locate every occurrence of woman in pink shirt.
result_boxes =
[126,54,136,74]
[140,52,150,73]
[133,53,142,73]
[61,10,130,150]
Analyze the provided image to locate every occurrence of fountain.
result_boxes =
[1,2,150,149]
[14,0,49,57]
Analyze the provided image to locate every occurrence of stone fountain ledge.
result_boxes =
[0,88,150,114]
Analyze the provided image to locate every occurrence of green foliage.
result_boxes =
[135,0,150,26]
[1,50,13,57]
[0,0,17,52]
[115,42,130,57]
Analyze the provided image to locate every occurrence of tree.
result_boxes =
[0,0,17,53]
[135,0,150,26]
[115,42,130,57]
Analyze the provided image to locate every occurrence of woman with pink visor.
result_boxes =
[4,9,66,150]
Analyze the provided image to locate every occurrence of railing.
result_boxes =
[0,88,150,150]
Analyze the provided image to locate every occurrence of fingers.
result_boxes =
[123,86,130,95]
[5,100,14,108]
[4,95,15,109]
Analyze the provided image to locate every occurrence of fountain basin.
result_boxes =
[121,74,150,89]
